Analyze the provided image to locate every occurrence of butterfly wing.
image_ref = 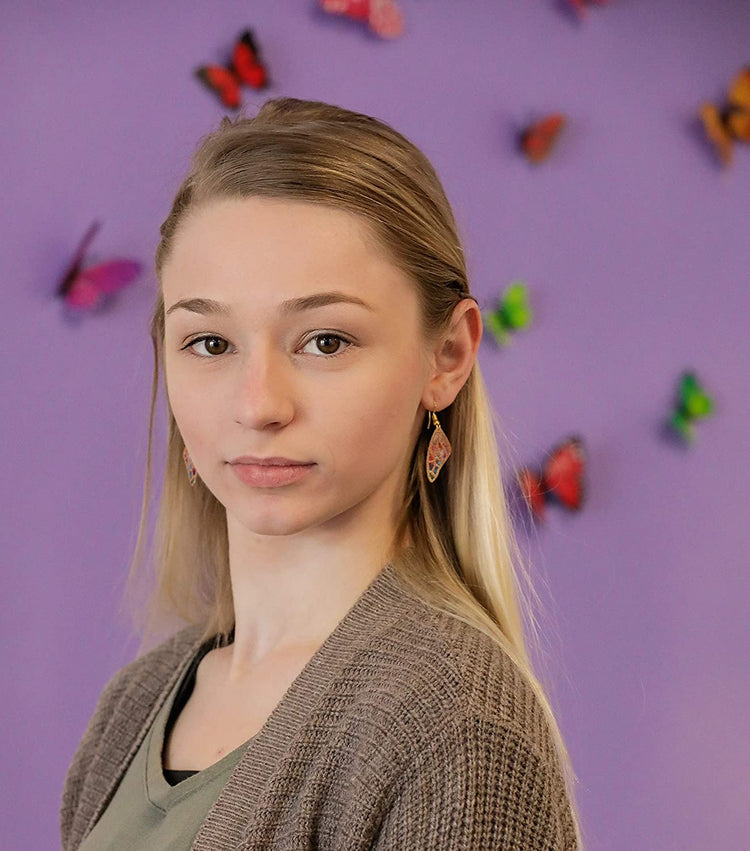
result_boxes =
[542,436,586,511]
[518,467,547,521]
[64,260,141,310]
[520,113,566,163]
[368,0,405,38]
[680,372,714,420]
[669,409,694,443]
[232,30,269,89]
[669,375,696,442]
[57,220,102,298]
[195,65,242,109]
[727,111,750,144]
[483,308,511,347]
[320,0,371,22]
[727,65,750,111]
[501,282,532,330]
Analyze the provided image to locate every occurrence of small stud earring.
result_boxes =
[425,407,451,483]
[183,446,198,487]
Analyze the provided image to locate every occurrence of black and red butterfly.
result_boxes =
[516,435,586,521]
[195,29,270,110]
[56,221,141,311]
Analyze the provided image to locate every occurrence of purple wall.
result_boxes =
[4,1,749,847]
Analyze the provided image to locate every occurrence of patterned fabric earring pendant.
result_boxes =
[183,446,198,487]
[425,409,451,483]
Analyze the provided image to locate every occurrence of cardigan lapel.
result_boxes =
[191,561,403,850]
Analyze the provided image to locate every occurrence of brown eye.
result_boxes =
[315,333,342,355]
[185,336,230,357]
[301,332,353,359]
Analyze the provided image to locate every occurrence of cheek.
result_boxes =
[334,361,421,467]
[166,367,219,448]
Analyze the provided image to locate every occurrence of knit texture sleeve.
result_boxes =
[59,665,131,851]
[371,712,577,851]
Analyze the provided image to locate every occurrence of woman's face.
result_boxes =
[161,196,433,538]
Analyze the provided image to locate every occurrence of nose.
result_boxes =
[232,339,295,429]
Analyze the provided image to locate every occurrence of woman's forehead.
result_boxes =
[162,198,416,315]
[173,196,382,255]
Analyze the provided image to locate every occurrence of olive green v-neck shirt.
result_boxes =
[77,639,246,851]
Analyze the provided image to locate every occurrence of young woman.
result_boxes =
[60,97,584,850]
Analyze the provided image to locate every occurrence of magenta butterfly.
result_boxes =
[320,0,405,39]
[56,221,142,310]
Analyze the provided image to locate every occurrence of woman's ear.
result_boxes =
[423,299,483,409]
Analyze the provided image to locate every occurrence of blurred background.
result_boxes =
[2,1,749,848]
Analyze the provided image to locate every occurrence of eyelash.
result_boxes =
[180,332,355,361]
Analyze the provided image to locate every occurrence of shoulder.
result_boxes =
[372,704,578,851]
[366,588,578,849]
[374,585,558,762]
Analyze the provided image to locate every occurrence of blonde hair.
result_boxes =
[123,96,584,847]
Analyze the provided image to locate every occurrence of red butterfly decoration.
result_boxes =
[519,113,566,163]
[56,221,142,311]
[516,435,586,521]
[195,29,269,110]
[566,0,609,17]
[320,0,405,39]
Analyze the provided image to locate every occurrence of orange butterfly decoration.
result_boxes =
[195,29,270,110]
[519,113,567,163]
[699,65,750,167]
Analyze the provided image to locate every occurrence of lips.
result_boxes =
[229,456,312,466]
[229,460,315,488]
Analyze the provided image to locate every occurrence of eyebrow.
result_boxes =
[165,291,375,318]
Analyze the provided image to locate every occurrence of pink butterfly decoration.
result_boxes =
[57,221,142,310]
[320,0,405,39]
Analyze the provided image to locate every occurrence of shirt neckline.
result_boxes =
[144,641,248,811]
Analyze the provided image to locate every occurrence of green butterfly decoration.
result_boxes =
[482,280,533,346]
[669,371,715,443]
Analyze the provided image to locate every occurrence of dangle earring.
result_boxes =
[182,446,198,487]
[425,407,452,483]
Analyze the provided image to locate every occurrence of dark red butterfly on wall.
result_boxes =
[519,113,566,163]
[320,0,405,39]
[517,435,586,521]
[56,221,142,311]
[195,29,270,110]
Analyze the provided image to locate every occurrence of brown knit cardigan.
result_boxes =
[60,562,579,850]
